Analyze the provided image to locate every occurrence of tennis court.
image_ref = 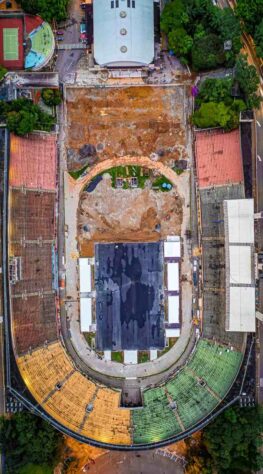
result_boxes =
[3,28,18,60]
[0,17,24,69]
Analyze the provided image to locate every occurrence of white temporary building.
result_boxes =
[164,239,181,259]
[124,350,138,364]
[224,199,255,332]
[167,262,179,292]
[80,297,92,332]
[93,0,154,67]
[165,328,180,338]
[168,295,179,324]
[79,258,91,293]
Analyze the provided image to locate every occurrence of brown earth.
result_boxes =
[78,174,183,257]
[66,86,187,171]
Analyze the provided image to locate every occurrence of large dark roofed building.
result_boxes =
[95,242,165,351]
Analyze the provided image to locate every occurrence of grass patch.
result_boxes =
[83,332,95,349]
[103,166,149,189]
[152,176,173,192]
[138,351,149,363]
[69,164,89,180]
[158,338,177,357]
[111,351,123,363]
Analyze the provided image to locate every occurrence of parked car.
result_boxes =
[56,30,64,35]
[56,37,64,42]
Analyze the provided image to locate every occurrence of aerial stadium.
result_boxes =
[2,107,255,449]
[2,0,256,451]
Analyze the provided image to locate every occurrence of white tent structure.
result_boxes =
[93,0,154,67]
[224,199,255,332]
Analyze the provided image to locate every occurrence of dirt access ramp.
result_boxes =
[66,85,188,171]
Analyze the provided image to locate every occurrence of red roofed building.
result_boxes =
[195,129,244,189]
[10,133,57,191]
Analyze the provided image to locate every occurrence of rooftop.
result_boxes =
[195,130,244,189]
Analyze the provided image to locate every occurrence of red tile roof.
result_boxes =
[195,130,244,189]
[10,134,57,191]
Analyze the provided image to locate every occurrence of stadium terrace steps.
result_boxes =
[16,339,242,446]
[17,343,132,445]
[188,339,243,399]
[132,387,181,444]
[132,339,242,445]
[12,294,57,354]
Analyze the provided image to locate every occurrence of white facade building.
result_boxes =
[224,199,255,332]
[93,0,154,67]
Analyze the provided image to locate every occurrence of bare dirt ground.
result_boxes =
[78,174,183,257]
[66,86,187,171]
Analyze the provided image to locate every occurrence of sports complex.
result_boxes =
[0,13,54,70]
[2,71,256,449]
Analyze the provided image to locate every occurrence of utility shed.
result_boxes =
[224,199,255,332]
[80,297,92,332]
[79,258,91,293]
[93,0,154,67]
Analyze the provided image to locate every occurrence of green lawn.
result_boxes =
[69,164,89,180]
[152,176,173,192]
[111,351,123,363]
[138,351,150,363]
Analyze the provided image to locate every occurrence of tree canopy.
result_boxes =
[41,88,62,107]
[19,0,69,23]
[0,411,62,473]
[0,65,7,82]
[235,54,261,109]
[186,405,263,474]
[0,98,54,136]
[161,0,242,70]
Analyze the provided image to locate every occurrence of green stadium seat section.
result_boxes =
[132,340,242,445]
[132,387,181,444]
[166,370,217,429]
[188,339,243,399]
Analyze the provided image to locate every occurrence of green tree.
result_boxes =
[185,406,263,474]
[196,78,234,106]
[192,100,245,130]
[168,27,193,57]
[0,412,62,473]
[7,110,36,136]
[191,33,225,70]
[0,98,55,135]
[0,65,7,82]
[204,406,263,473]
[20,0,69,23]
[255,19,263,58]
[41,88,62,107]
[235,54,261,108]
[236,0,263,35]
[160,0,188,35]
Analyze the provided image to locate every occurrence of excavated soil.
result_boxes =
[78,174,183,256]
[66,86,187,171]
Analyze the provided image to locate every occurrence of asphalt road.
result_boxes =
[55,0,83,80]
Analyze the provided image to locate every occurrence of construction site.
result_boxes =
[66,85,188,171]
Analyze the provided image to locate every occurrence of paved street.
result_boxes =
[55,0,84,80]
